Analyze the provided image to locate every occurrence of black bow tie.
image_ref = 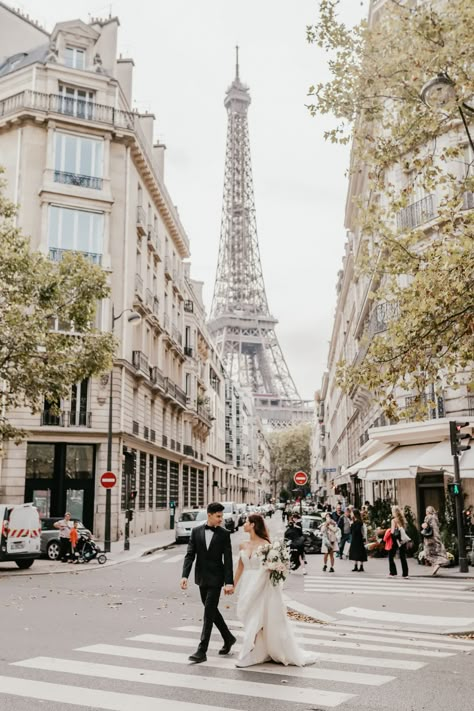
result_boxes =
[205,525,217,531]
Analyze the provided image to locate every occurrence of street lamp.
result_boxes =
[104,305,141,553]
[420,73,474,153]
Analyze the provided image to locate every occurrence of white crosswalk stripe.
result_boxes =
[303,582,474,602]
[138,552,167,564]
[163,553,185,563]
[1,618,469,710]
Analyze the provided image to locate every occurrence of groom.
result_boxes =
[180,502,236,663]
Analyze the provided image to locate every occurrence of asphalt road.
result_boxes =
[1,520,473,711]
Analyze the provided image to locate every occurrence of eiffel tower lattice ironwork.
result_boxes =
[208,49,311,428]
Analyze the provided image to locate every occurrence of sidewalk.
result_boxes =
[0,528,176,577]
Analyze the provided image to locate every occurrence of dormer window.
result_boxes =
[65,46,86,70]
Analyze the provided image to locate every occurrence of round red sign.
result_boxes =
[293,471,308,486]
[101,471,117,489]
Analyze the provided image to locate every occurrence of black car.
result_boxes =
[301,515,323,554]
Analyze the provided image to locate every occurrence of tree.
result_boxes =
[0,171,115,441]
[268,423,312,494]
[307,0,474,420]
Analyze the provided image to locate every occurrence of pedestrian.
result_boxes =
[180,502,235,664]
[54,512,72,562]
[320,513,339,572]
[330,502,342,523]
[421,505,449,576]
[338,508,352,559]
[387,506,410,578]
[68,520,80,564]
[284,516,305,573]
[349,508,368,572]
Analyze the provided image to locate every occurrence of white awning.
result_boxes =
[359,443,435,481]
[416,440,474,478]
[344,445,395,477]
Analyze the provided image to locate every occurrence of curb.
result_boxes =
[0,540,176,577]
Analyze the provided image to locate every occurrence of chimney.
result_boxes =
[153,142,166,180]
[116,57,134,105]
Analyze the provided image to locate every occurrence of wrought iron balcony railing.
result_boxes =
[41,410,91,427]
[132,350,149,375]
[53,170,102,190]
[49,248,102,265]
[396,194,435,231]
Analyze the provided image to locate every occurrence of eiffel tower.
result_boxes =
[208,49,311,429]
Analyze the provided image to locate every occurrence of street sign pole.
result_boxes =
[453,453,468,573]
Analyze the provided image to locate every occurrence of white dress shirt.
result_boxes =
[204,527,214,549]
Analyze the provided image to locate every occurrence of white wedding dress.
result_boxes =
[236,550,317,667]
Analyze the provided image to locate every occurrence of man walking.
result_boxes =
[180,502,236,664]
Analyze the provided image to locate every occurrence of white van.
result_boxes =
[0,503,41,569]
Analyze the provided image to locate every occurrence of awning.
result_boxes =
[344,445,395,477]
[359,443,435,481]
[416,440,474,478]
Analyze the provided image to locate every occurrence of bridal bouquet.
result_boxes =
[256,539,291,586]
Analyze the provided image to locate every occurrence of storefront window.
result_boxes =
[65,444,94,479]
[26,444,55,479]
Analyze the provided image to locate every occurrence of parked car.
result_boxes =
[221,502,240,532]
[40,517,91,560]
[301,515,323,554]
[236,504,248,527]
[175,509,207,543]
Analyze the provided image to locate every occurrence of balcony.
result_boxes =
[49,248,101,265]
[163,314,170,333]
[152,297,160,319]
[164,377,187,407]
[404,393,445,420]
[396,194,435,231]
[135,273,144,299]
[144,426,149,440]
[150,366,165,390]
[40,410,91,427]
[132,350,149,377]
[170,439,175,451]
[53,170,103,190]
[184,300,193,313]
[176,442,181,453]
[162,434,168,448]
[136,206,147,236]
[132,421,139,436]
[183,444,194,457]
[147,226,158,252]
[196,403,213,427]
[368,301,399,336]
[184,346,193,357]
[164,257,172,281]
[172,325,183,347]
[150,429,156,443]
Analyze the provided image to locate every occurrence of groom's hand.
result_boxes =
[180,577,188,590]
[224,584,234,595]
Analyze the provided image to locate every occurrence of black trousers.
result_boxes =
[58,537,71,561]
[198,585,232,653]
[389,543,409,577]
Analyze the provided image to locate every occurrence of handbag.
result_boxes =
[405,540,414,551]
[421,525,433,538]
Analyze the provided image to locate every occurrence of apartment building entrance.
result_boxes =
[25,442,96,531]
[416,472,445,523]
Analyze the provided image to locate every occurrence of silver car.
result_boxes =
[175,509,207,543]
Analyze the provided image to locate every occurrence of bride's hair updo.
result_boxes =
[248,513,271,543]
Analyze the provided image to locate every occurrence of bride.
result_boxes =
[233,512,316,667]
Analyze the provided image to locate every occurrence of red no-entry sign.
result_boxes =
[101,472,117,489]
[294,471,308,486]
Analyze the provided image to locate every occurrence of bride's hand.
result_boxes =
[224,584,234,595]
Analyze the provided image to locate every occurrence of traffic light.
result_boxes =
[448,482,462,496]
[449,421,471,456]
[128,489,138,508]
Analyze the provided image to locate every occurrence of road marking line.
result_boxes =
[129,634,425,670]
[304,577,472,590]
[77,643,394,686]
[283,595,337,622]
[13,657,353,707]
[0,674,237,711]
[163,554,184,563]
[303,586,474,602]
[138,553,167,564]
[338,606,474,627]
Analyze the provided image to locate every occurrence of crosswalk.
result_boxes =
[3,615,474,710]
[138,550,185,564]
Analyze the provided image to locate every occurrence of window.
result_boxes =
[48,206,104,262]
[155,457,167,509]
[139,452,146,510]
[65,47,86,70]
[54,132,103,188]
[70,379,89,426]
[58,85,94,119]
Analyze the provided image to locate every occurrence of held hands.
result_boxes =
[180,578,188,590]
[224,584,234,596]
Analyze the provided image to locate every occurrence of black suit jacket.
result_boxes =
[182,524,234,588]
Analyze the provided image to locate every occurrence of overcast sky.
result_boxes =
[15,0,368,400]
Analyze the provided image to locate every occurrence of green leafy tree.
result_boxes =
[268,423,312,494]
[307,0,474,419]
[0,171,115,441]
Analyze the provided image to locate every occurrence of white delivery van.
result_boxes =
[0,503,41,569]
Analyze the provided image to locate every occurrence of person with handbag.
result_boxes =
[387,506,410,578]
[320,513,340,572]
[421,506,449,576]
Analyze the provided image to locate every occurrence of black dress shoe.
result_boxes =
[188,651,207,663]
[218,634,237,655]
